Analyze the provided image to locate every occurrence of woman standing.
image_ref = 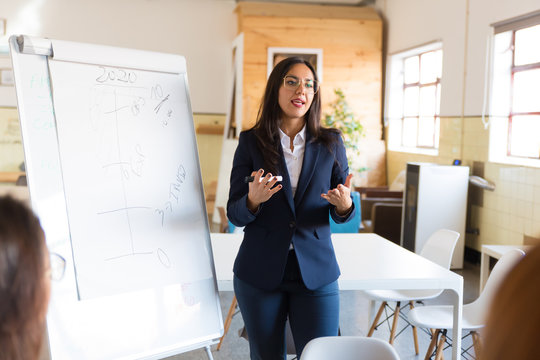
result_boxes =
[227,57,356,359]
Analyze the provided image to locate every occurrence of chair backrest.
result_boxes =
[301,336,400,360]
[467,248,525,322]
[420,229,460,269]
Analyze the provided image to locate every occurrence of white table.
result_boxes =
[210,232,464,360]
[480,244,532,292]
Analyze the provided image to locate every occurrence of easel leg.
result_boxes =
[217,295,237,350]
[205,345,214,360]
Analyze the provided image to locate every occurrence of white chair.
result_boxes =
[363,229,460,354]
[408,248,525,360]
[301,336,400,360]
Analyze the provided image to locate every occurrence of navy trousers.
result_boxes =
[233,250,340,360]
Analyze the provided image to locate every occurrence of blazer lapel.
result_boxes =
[294,135,320,208]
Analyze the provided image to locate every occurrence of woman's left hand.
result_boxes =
[321,174,353,216]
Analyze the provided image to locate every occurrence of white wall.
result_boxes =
[4,0,539,117]
[0,0,237,113]
[376,0,467,117]
[375,0,540,117]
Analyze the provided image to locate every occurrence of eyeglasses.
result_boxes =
[282,75,320,94]
[49,252,66,281]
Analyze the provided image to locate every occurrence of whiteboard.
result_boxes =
[9,35,223,360]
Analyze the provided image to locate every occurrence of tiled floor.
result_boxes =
[167,261,480,360]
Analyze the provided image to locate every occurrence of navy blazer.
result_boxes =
[227,129,356,291]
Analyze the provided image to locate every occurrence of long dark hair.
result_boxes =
[0,196,48,360]
[252,57,339,174]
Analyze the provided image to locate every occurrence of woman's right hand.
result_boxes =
[246,169,282,213]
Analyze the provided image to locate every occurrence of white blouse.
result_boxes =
[278,125,306,197]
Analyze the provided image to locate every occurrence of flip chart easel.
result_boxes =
[9,35,222,360]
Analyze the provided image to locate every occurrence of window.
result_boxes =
[490,12,540,166]
[386,42,442,154]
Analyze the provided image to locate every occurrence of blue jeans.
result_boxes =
[233,250,340,360]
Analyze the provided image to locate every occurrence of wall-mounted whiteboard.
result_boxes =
[10,35,222,360]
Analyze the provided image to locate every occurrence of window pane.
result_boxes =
[509,115,540,158]
[404,56,419,84]
[418,117,435,147]
[420,50,441,84]
[434,117,440,148]
[390,44,442,152]
[436,83,441,115]
[419,85,436,116]
[513,69,540,113]
[514,24,540,66]
[403,86,419,116]
[402,117,418,147]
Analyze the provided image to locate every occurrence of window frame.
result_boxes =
[507,30,540,159]
[385,41,443,155]
[489,13,540,167]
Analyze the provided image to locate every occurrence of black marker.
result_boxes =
[244,176,283,183]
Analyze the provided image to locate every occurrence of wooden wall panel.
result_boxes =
[235,2,380,20]
[236,2,385,186]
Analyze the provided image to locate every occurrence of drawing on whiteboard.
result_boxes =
[154,94,170,113]
[155,164,187,226]
[48,59,213,299]
[29,74,55,131]
[101,143,145,179]
[90,84,176,266]
[157,248,171,268]
[95,66,137,84]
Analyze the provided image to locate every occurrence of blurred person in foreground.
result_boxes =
[0,195,50,360]
[482,244,540,360]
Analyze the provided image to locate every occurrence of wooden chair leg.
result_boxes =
[367,301,387,337]
[434,331,446,360]
[216,296,238,351]
[409,301,419,355]
[424,329,440,360]
[389,301,401,344]
[471,331,482,359]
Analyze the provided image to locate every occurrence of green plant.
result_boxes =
[323,88,367,174]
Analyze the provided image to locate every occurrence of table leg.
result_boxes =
[205,345,214,360]
[217,295,237,350]
[479,251,490,293]
[450,277,463,360]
